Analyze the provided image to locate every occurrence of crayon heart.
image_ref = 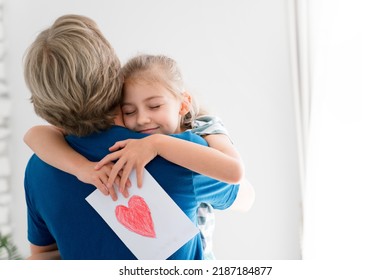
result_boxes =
[115,195,156,238]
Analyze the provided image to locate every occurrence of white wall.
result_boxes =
[4,0,301,259]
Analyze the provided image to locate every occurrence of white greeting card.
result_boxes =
[85,169,199,260]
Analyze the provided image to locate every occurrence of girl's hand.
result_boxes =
[75,161,128,201]
[95,137,158,193]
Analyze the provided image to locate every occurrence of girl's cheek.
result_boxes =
[123,119,132,129]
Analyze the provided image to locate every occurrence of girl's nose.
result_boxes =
[136,111,151,125]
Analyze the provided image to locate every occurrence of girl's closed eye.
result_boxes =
[149,102,164,110]
[123,110,136,115]
[122,106,136,115]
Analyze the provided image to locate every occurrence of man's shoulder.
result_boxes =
[66,127,207,143]
[66,126,141,147]
[66,125,138,140]
[64,127,207,161]
[63,126,140,161]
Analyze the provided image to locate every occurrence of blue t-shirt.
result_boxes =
[24,126,239,260]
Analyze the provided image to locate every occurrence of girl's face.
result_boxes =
[121,82,187,135]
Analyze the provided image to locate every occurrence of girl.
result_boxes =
[24,54,254,259]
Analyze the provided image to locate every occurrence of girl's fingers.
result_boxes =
[121,185,130,198]
[118,169,132,189]
[106,181,118,201]
[113,175,121,188]
[109,140,130,152]
[95,179,109,196]
[95,151,121,170]
[106,161,122,189]
[136,167,144,188]
[120,163,133,193]
[108,143,121,152]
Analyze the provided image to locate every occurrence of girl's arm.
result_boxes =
[202,134,255,212]
[97,134,245,190]
[97,133,255,211]
[23,125,125,201]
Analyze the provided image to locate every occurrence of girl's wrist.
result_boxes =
[71,157,92,179]
[148,134,164,155]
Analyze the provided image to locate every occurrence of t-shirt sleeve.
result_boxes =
[170,131,239,209]
[191,115,233,142]
[24,159,56,246]
[193,174,240,210]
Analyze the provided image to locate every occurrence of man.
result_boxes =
[23,14,242,260]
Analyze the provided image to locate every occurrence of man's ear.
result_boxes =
[179,92,192,116]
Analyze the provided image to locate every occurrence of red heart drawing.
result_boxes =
[115,195,156,238]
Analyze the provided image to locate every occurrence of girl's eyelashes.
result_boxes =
[122,102,164,115]
[148,102,164,109]
[122,105,136,115]
[123,109,136,115]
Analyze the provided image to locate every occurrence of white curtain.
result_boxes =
[287,0,311,257]
[293,0,390,267]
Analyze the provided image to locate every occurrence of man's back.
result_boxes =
[24,126,239,259]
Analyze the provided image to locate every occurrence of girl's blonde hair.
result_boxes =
[23,14,123,136]
[121,54,202,129]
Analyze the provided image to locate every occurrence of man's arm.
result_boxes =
[27,243,61,260]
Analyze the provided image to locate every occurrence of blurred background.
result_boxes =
[1,0,302,259]
[4,0,388,266]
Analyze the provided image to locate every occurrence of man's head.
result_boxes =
[23,14,123,136]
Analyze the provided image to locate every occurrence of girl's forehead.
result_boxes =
[122,82,179,103]
[124,81,179,98]
[124,81,166,93]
